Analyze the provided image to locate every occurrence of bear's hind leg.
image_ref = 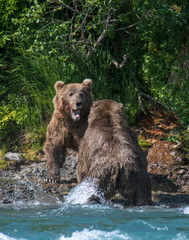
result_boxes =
[135,178,152,205]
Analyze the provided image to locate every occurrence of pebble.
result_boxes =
[179,169,185,174]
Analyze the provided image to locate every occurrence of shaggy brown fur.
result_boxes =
[77,99,151,205]
[44,79,93,182]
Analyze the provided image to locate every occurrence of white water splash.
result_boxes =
[172,233,188,240]
[183,206,189,214]
[59,229,131,240]
[64,178,105,205]
[0,233,26,240]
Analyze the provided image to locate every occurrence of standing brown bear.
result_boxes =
[77,99,151,205]
[44,79,93,182]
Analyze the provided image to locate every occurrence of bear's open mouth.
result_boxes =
[71,109,81,121]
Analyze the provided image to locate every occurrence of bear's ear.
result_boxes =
[119,103,124,109]
[55,81,65,91]
[116,102,124,111]
[82,79,92,91]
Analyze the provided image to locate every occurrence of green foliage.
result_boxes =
[1,0,189,151]
[0,159,9,170]
[138,136,152,152]
[24,124,47,152]
[0,105,23,149]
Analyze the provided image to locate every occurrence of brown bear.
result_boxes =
[77,99,151,205]
[44,79,93,182]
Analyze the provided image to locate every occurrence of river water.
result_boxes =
[0,180,189,240]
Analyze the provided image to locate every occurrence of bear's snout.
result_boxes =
[72,95,83,110]
[76,101,82,109]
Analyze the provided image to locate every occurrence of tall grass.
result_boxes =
[4,48,85,125]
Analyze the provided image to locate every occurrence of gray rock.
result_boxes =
[15,162,47,179]
[34,189,62,205]
[0,191,3,204]
[5,152,25,162]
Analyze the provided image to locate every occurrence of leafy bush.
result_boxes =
[0,105,23,151]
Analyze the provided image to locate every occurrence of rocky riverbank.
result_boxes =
[0,151,188,207]
[0,154,78,206]
[0,111,188,207]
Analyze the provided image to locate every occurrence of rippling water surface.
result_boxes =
[0,204,189,240]
[0,180,188,240]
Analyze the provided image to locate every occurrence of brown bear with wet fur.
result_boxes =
[44,79,93,182]
[77,99,151,205]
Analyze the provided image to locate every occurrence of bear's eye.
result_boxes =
[69,92,74,97]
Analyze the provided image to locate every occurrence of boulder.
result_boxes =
[5,152,25,162]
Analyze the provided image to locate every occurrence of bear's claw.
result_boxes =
[44,178,60,184]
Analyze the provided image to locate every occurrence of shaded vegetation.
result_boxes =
[0,0,189,153]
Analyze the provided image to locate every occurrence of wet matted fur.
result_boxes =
[77,99,151,205]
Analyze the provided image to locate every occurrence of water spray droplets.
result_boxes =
[64,177,105,205]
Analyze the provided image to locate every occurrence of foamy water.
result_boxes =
[60,229,130,240]
[59,230,189,240]
[0,206,189,240]
[0,233,26,240]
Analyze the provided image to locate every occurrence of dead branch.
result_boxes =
[86,28,108,60]
[110,54,128,69]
